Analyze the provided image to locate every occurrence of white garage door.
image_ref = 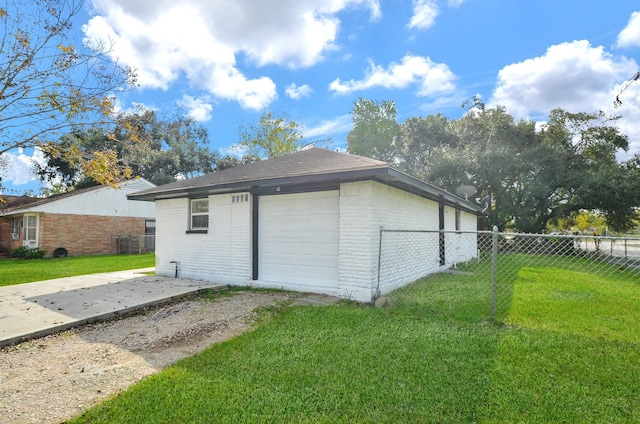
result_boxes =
[259,190,339,291]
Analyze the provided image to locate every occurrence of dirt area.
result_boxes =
[0,290,337,424]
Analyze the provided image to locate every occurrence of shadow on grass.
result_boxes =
[391,252,640,328]
[386,254,524,324]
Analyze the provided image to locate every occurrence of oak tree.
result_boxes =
[37,109,219,188]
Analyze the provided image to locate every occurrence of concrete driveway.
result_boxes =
[0,269,225,347]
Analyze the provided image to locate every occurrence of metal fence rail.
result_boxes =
[379,228,640,321]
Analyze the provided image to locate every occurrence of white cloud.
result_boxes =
[286,83,313,100]
[83,0,380,110]
[489,40,640,158]
[304,114,353,139]
[616,11,640,48]
[447,0,465,7]
[329,54,456,96]
[490,40,637,118]
[177,95,213,122]
[612,83,640,160]
[1,149,44,187]
[408,0,438,30]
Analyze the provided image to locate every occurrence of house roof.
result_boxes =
[0,195,38,211]
[0,185,103,214]
[1,178,156,216]
[127,148,482,213]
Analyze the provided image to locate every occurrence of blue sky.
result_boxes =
[3,0,640,194]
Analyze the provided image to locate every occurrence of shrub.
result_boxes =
[9,246,46,259]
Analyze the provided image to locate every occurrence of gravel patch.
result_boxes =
[0,290,337,424]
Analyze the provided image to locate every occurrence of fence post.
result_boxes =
[491,225,498,320]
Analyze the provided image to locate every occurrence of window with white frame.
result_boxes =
[190,198,209,230]
[11,217,21,239]
[24,215,37,241]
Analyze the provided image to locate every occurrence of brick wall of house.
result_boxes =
[0,217,12,254]
[0,217,24,254]
[39,213,146,256]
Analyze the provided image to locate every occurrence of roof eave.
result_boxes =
[380,168,482,214]
[127,167,390,201]
[128,166,482,214]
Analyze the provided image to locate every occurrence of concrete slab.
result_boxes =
[0,269,226,347]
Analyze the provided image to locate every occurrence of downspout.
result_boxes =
[438,198,446,266]
[252,194,259,280]
[375,227,383,300]
[169,261,179,278]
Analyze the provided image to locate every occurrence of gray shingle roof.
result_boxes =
[128,148,481,213]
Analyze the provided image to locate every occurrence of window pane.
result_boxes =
[24,216,37,241]
[192,215,209,229]
[192,199,208,213]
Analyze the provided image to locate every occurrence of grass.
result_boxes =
[67,254,640,423]
[0,253,155,286]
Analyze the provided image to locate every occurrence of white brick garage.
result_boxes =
[129,148,481,303]
[258,191,340,294]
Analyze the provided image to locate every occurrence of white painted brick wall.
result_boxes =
[338,181,451,302]
[155,194,252,283]
[154,183,477,303]
[371,182,441,297]
[338,181,375,301]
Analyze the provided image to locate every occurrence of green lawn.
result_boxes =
[67,255,640,423]
[0,253,155,286]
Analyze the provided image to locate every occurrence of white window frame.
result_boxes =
[11,217,21,239]
[190,198,209,231]
[23,214,38,243]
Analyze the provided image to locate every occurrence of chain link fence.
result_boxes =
[379,229,640,321]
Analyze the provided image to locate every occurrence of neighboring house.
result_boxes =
[128,148,481,302]
[1,179,156,257]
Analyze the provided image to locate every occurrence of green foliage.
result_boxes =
[571,210,606,234]
[8,246,45,259]
[237,110,303,159]
[37,109,219,188]
[346,98,639,233]
[397,113,455,179]
[0,0,136,187]
[347,97,400,163]
[0,253,154,286]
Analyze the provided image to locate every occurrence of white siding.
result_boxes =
[155,193,252,283]
[30,179,155,218]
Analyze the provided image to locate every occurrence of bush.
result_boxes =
[9,246,46,259]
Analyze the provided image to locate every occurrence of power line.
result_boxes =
[614,71,640,108]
